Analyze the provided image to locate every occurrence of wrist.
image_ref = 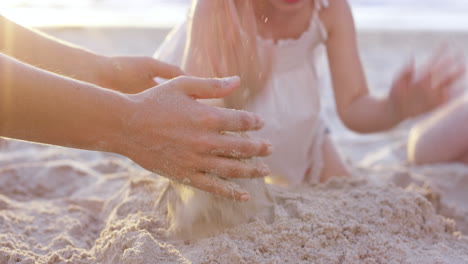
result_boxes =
[385,95,404,125]
[91,55,117,89]
[92,89,135,155]
[68,50,110,88]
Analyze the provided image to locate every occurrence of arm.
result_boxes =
[323,0,399,133]
[407,96,468,164]
[0,15,182,93]
[0,53,271,200]
[322,0,464,133]
[0,52,127,149]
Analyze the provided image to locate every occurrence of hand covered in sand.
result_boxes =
[120,76,272,201]
[389,47,466,120]
[98,56,183,93]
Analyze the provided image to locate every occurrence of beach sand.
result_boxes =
[1,27,468,263]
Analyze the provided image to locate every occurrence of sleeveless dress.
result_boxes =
[154,0,330,186]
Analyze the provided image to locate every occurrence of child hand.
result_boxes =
[389,49,466,120]
[98,56,184,93]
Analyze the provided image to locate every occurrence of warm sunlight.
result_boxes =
[1,0,468,263]
[1,0,467,30]
[0,0,188,27]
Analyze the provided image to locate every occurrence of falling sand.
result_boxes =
[157,178,275,240]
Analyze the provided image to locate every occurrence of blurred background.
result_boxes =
[1,0,468,29]
[1,0,467,168]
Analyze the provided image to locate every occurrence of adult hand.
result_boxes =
[118,76,272,201]
[390,48,466,120]
[98,56,184,93]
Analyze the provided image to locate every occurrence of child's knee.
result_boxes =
[320,136,350,182]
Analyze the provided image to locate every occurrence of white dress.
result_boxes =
[154,0,330,186]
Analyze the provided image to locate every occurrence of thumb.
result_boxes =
[172,76,241,99]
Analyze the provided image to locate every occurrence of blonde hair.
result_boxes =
[183,0,272,109]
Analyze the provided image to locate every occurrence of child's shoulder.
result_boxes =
[319,0,355,34]
[320,0,351,14]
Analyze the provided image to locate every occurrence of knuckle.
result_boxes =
[199,112,221,127]
[176,150,201,172]
[193,175,221,195]
[240,112,255,130]
[189,174,208,189]
[259,141,270,156]
[218,162,240,178]
[234,163,251,178]
[168,167,185,182]
[171,76,190,87]
[238,140,256,156]
[205,141,220,154]
[209,79,223,90]
[194,136,213,153]
[247,165,262,178]
[176,149,192,164]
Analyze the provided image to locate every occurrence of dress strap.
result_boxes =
[312,0,329,41]
[315,0,330,12]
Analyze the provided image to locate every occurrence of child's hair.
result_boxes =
[182,0,272,109]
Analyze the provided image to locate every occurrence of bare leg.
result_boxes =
[407,96,468,164]
[319,135,350,183]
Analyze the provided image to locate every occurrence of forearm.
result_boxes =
[324,0,419,134]
[0,15,107,85]
[0,52,128,152]
[340,94,401,134]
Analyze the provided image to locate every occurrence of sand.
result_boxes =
[0,139,467,264]
[1,27,468,263]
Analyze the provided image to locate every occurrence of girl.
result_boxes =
[155,0,465,186]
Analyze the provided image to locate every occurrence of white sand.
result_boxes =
[1,28,468,263]
[1,139,467,263]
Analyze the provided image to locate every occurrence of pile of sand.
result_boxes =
[0,139,467,264]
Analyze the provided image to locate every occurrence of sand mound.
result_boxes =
[0,140,467,264]
[157,178,274,240]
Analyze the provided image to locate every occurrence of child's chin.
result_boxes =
[269,0,308,12]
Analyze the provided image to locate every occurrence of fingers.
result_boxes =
[399,58,415,83]
[419,50,466,104]
[148,59,185,79]
[210,134,272,158]
[426,43,450,67]
[435,63,466,89]
[393,59,415,98]
[435,64,466,103]
[185,172,250,201]
[423,47,465,87]
[200,156,270,179]
[206,106,265,132]
[428,51,463,80]
[170,76,241,99]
